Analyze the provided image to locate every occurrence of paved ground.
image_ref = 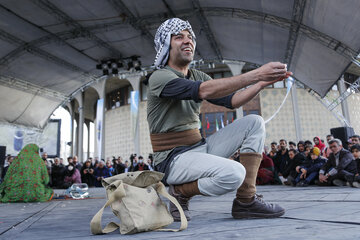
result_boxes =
[1,185,360,240]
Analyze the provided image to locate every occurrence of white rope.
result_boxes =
[264,77,294,124]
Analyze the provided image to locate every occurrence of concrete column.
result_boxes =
[76,92,85,162]
[92,77,107,160]
[75,115,79,158]
[128,74,142,154]
[67,101,74,157]
[86,120,90,160]
[337,78,351,126]
[291,84,302,142]
[225,61,246,119]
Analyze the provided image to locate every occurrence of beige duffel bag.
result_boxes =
[90,171,187,235]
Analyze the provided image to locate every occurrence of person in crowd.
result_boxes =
[94,161,110,187]
[41,152,52,184]
[134,156,150,171]
[351,135,360,146]
[0,144,53,202]
[1,155,13,180]
[73,155,82,171]
[297,141,306,157]
[67,156,73,165]
[129,154,138,171]
[59,158,65,167]
[124,160,131,173]
[273,139,290,181]
[283,149,306,185]
[147,155,154,171]
[294,147,326,187]
[106,160,115,176]
[114,157,126,174]
[268,142,278,159]
[63,163,81,188]
[347,139,354,150]
[256,153,276,185]
[92,157,99,168]
[318,139,357,186]
[304,140,313,149]
[81,159,95,187]
[289,141,296,150]
[343,144,360,188]
[304,146,311,158]
[313,136,325,154]
[324,134,334,158]
[51,157,65,188]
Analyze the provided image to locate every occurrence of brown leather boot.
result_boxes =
[168,180,200,221]
[232,153,285,218]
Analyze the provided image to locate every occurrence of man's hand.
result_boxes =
[255,62,291,82]
[300,168,307,179]
[296,166,301,173]
[319,174,328,183]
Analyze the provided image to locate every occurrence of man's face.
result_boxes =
[54,159,59,165]
[73,156,78,163]
[168,30,195,67]
[329,142,342,154]
[351,137,360,145]
[298,144,305,152]
[279,141,287,150]
[271,144,277,151]
[289,144,296,150]
[288,151,295,159]
[352,149,360,159]
[42,153,48,159]
[326,136,334,143]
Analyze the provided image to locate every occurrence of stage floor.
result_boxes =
[1,185,360,240]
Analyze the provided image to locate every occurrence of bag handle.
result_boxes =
[90,182,126,234]
[154,182,188,232]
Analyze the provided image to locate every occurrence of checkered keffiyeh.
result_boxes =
[153,18,196,68]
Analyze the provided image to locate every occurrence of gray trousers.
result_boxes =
[167,114,265,196]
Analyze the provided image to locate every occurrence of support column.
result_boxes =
[128,74,142,154]
[86,120,90,160]
[291,84,302,142]
[76,92,85,162]
[75,115,79,158]
[337,78,351,126]
[225,61,246,119]
[68,101,74,157]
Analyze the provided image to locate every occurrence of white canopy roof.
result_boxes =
[0,0,359,129]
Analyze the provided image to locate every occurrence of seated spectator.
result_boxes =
[289,141,296,150]
[273,139,290,180]
[304,146,311,158]
[256,153,276,185]
[268,142,278,159]
[51,157,65,188]
[294,147,326,187]
[344,144,360,188]
[81,160,95,187]
[351,135,360,146]
[0,144,53,202]
[73,155,82,171]
[134,156,150,171]
[106,160,115,176]
[297,141,306,157]
[283,149,306,185]
[313,136,326,155]
[94,161,110,187]
[324,134,334,158]
[63,163,81,188]
[318,139,357,186]
[304,140,313,149]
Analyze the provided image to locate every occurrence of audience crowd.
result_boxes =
[2,134,360,190]
[1,152,155,188]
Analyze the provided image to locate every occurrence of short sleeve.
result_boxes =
[148,69,180,97]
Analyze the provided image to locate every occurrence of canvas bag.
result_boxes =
[90,171,187,235]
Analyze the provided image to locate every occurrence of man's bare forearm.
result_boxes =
[231,83,263,109]
[198,62,288,100]
[198,70,259,99]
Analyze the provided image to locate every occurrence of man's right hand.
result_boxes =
[255,62,290,82]
[319,174,328,183]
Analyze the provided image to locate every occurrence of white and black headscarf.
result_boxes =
[153,18,196,68]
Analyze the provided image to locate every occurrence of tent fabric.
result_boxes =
[0,0,359,129]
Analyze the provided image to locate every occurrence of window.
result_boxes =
[106,85,132,110]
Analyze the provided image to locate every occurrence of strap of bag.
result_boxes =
[154,182,188,232]
[90,182,126,234]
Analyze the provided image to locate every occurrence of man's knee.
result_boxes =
[247,114,265,130]
[219,162,246,192]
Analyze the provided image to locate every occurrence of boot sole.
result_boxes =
[232,210,285,219]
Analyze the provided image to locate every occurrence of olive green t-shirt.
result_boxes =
[147,65,212,165]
